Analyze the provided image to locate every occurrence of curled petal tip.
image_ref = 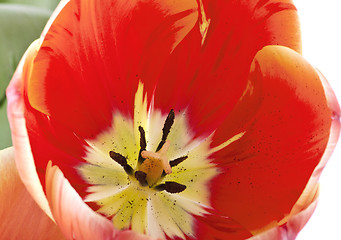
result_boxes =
[45,162,116,240]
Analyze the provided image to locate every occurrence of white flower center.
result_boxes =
[78,82,244,239]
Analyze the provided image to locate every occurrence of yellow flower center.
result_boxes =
[77,82,245,239]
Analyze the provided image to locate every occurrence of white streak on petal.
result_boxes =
[134,82,149,146]
[84,143,123,169]
[153,196,185,239]
[147,199,165,239]
[172,194,209,216]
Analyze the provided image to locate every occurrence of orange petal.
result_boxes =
[0,147,64,239]
[45,161,116,240]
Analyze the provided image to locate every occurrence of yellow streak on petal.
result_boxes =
[134,82,149,150]
[25,39,51,115]
[209,131,246,154]
[197,0,211,45]
[150,193,192,239]
[131,195,148,234]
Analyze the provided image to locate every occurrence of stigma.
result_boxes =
[139,141,172,185]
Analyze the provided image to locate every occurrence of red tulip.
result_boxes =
[2,0,340,239]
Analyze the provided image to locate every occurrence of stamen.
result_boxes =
[135,171,148,186]
[154,181,187,193]
[109,151,134,175]
[170,156,188,167]
[138,126,147,164]
[139,126,147,150]
[156,109,175,152]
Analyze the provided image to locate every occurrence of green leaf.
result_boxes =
[0,98,11,148]
[0,4,52,148]
[0,0,60,11]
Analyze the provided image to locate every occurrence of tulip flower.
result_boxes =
[2,0,340,239]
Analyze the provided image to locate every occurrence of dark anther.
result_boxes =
[154,181,186,194]
[109,151,133,176]
[156,109,175,152]
[124,165,134,176]
[138,126,147,164]
[170,156,188,167]
[139,126,147,150]
[135,171,148,186]
[109,151,128,166]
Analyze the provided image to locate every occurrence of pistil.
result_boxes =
[138,141,172,186]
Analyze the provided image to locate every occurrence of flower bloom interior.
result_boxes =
[79,82,245,238]
[5,0,340,239]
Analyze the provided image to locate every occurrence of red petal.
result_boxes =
[209,46,339,232]
[26,0,302,140]
[7,39,88,201]
[22,0,200,197]
[247,198,318,239]
[153,0,301,137]
[193,213,252,240]
[0,148,64,240]
[27,0,198,139]
[202,0,301,52]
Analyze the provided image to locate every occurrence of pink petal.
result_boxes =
[6,40,53,219]
[45,161,116,240]
[0,147,64,239]
[115,230,159,240]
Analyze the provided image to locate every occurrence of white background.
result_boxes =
[295,1,341,239]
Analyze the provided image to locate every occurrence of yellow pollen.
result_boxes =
[139,141,172,186]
